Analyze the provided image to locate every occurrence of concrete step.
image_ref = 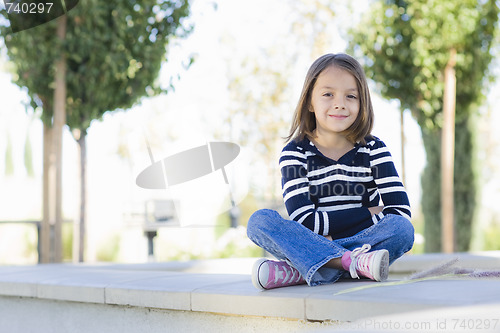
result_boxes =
[1,253,500,332]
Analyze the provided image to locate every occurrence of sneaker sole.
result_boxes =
[373,250,390,282]
[251,258,269,290]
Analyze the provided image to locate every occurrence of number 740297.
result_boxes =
[5,2,53,14]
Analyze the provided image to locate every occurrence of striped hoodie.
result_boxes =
[279,136,411,240]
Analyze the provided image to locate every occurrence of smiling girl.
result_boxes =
[247,53,414,290]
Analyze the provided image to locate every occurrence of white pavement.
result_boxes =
[0,252,499,332]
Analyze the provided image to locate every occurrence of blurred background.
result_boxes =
[0,0,499,265]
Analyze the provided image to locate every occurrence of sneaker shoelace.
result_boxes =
[274,262,302,284]
[349,244,372,279]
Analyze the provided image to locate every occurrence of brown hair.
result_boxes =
[286,53,374,145]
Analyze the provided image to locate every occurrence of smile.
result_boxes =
[328,114,348,119]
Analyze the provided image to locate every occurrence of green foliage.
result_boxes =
[62,222,73,261]
[1,1,192,263]
[420,103,477,253]
[4,133,14,176]
[1,0,192,131]
[349,0,499,252]
[453,118,476,251]
[95,233,121,262]
[350,0,497,129]
[22,225,38,263]
[24,130,34,177]
[420,128,441,252]
[483,224,500,251]
[214,211,230,240]
[212,236,262,259]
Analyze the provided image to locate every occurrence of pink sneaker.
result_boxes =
[346,244,389,282]
[252,258,306,290]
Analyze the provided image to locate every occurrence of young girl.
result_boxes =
[247,53,414,290]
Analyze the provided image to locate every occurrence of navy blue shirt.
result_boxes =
[279,137,411,239]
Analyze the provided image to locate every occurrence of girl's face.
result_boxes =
[310,66,360,139]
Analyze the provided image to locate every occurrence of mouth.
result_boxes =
[328,114,348,119]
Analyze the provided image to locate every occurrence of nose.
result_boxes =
[333,97,345,110]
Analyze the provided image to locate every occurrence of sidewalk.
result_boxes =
[0,252,500,332]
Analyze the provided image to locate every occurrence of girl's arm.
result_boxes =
[369,140,411,222]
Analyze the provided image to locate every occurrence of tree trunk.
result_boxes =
[73,130,87,262]
[41,14,67,263]
[441,48,457,253]
[41,123,52,263]
[53,14,67,262]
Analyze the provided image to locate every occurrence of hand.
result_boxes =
[368,206,384,216]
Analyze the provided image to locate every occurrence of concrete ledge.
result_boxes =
[1,253,500,332]
[0,297,308,332]
[390,251,500,275]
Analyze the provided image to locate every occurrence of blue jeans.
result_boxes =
[247,209,414,286]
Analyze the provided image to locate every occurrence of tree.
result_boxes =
[349,0,499,252]
[223,0,337,207]
[1,0,191,261]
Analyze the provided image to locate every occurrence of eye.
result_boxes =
[347,94,358,99]
[322,92,333,97]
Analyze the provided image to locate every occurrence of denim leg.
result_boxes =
[247,209,347,286]
[247,210,415,287]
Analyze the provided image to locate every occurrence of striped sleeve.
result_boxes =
[369,139,411,222]
[280,142,372,237]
